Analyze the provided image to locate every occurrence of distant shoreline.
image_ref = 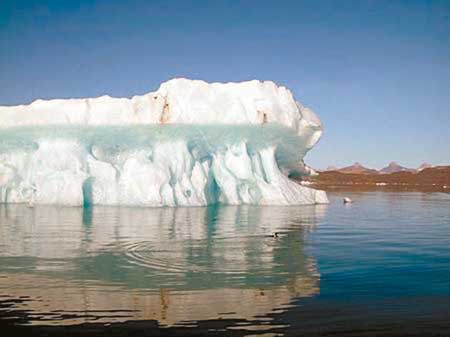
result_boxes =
[296,166,450,193]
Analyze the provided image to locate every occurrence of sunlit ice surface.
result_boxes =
[0,124,327,206]
[0,203,326,328]
[0,78,327,207]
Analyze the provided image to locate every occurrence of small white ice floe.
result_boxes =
[343,197,353,204]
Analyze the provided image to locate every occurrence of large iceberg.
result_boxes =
[0,78,327,206]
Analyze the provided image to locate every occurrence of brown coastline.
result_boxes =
[297,166,450,193]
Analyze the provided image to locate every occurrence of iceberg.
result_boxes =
[0,78,327,206]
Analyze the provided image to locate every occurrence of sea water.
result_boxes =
[0,191,449,335]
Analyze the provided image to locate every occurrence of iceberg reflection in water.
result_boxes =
[0,204,326,327]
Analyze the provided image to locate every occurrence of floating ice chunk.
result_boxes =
[343,197,353,204]
[0,79,328,207]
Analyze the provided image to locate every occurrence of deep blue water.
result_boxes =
[0,191,449,336]
[312,192,450,301]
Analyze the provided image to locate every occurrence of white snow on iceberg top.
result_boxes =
[0,78,322,148]
[0,78,327,207]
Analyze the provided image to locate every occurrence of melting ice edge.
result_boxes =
[0,78,327,206]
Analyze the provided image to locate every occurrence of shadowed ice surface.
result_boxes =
[0,124,327,206]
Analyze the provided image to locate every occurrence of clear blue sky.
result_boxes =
[1,0,449,169]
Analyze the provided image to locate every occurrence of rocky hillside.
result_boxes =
[300,166,450,192]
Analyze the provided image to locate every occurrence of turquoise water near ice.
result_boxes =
[0,191,449,335]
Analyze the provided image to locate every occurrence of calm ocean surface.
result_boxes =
[1,191,449,336]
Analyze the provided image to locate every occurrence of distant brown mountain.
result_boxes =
[300,166,450,192]
[328,162,379,175]
[379,162,416,174]
[417,162,432,171]
[323,162,434,175]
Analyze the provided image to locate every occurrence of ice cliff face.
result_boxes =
[0,78,327,206]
